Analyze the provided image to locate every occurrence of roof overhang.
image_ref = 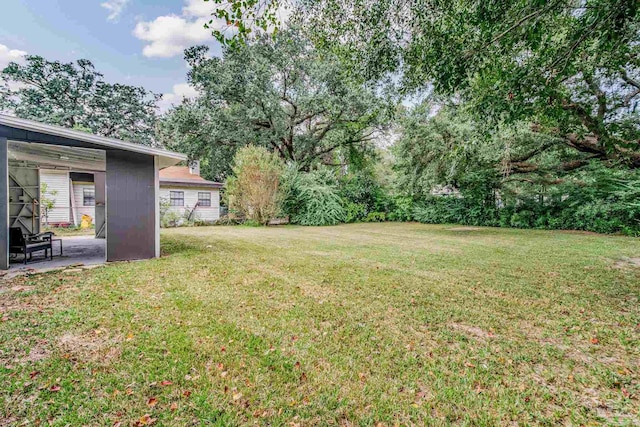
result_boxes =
[0,114,186,169]
[160,179,223,189]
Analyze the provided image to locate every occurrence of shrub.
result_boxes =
[363,212,387,222]
[281,167,345,226]
[387,196,414,222]
[226,146,285,225]
[338,171,389,222]
[160,197,193,228]
[343,202,368,223]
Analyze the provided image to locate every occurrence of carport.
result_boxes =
[0,115,187,270]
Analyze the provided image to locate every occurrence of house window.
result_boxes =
[83,189,95,206]
[170,191,184,206]
[198,192,211,207]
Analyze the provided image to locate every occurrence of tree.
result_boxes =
[395,103,640,234]
[200,0,640,170]
[40,182,57,225]
[156,30,392,181]
[1,55,161,145]
[226,145,285,224]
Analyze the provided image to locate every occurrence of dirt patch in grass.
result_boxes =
[449,322,496,340]
[16,342,50,364]
[614,257,640,268]
[9,285,36,292]
[446,226,484,232]
[0,417,17,427]
[298,282,335,303]
[58,330,122,363]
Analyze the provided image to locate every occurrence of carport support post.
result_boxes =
[94,172,106,239]
[105,150,157,262]
[154,156,160,258]
[0,137,8,270]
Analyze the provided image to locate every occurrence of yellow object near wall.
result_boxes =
[81,214,93,229]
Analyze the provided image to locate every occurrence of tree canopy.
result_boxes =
[156,30,393,181]
[1,55,161,145]
[200,0,640,170]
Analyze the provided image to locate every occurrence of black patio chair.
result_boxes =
[9,227,53,264]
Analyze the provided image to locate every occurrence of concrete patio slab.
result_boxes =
[6,236,105,276]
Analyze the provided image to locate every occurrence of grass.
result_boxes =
[1,223,639,426]
[41,226,95,237]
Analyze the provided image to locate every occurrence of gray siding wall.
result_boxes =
[95,172,106,239]
[0,137,8,270]
[106,150,156,261]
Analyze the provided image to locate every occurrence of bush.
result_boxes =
[363,212,387,222]
[343,202,368,223]
[226,146,285,225]
[411,163,640,236]
[338,171,390,222]
[281,167,345,226]
[160,197,200,228]
[387,196,414,222]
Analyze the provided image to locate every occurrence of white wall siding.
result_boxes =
[72,182,96,223]
[160,186,220,222]
[40,170,70,223]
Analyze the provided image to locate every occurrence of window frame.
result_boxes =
[83,188,96,207]
[170,191,184,207]
[197,191,212,207]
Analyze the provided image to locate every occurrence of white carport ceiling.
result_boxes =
[8,141,106,171]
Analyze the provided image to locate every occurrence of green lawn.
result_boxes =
[1,223,639,426]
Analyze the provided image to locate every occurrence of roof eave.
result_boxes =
[0,114,187,167]
[160,179,223,189]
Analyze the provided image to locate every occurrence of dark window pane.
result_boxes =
[198,192,211,207]
[170,191,184,207]
[83,189,95,207]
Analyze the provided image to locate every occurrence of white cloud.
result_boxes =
[133,0,224,58]
[0,44,26,71]
[157,82,199,113]
[101,0,129,22]
[182,0,214,18]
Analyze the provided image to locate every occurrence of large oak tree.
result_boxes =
[156,30,392,181]
[1,55,161,145]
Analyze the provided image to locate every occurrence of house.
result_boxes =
[158,162,223,223]
[40,160,222,226]
[1,114,186,270]
[40,170,99,227]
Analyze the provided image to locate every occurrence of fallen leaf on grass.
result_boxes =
[182,390,192,398]
[590,337,599,344]
[50,385,61,392]
[126,333,135,341]
[30,371,40,379]
[160,380,173,386]
[170,402,178,411]
[147,397,158,407]
[112,421,122,427]
[126,388,134,395]
[134,414,156,426]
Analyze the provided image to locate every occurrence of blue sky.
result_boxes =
[0,0,225,111]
